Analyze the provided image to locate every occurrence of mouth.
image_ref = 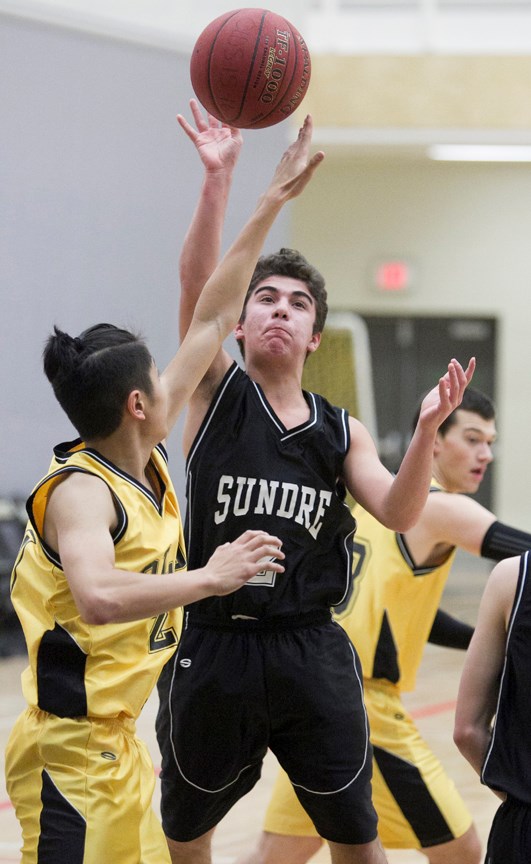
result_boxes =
[266,326,290,337]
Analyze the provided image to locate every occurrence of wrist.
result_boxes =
[204,165,236,183]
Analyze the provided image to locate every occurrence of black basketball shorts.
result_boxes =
[156,615,378,845]
[485,797,531,864]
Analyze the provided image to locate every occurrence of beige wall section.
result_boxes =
[290,158,531,527]
[303,55,531,129]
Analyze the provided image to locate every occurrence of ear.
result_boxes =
[126,389,147,421]
[307,332,321,354]
[433,432,443,456]
[234,321,244,343]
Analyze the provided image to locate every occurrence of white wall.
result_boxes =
[3,13,531,529]
[292,157,531,526]
[0,14,290,504]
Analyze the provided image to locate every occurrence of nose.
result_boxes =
[479,442,494,463]
[272,300,289,319]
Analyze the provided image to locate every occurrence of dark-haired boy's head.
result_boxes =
[236,249,328,360]
[43,323,154,440]
[411,387,495,437]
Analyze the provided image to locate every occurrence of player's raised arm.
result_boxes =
[177,100,243,345]
[345,357,475,532]
[162,114,325,431]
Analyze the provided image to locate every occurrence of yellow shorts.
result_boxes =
[264,679,472,850]
[5,707,170,864]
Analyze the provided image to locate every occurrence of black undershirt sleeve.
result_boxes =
[428,608,474,650]
[480,520,531,561]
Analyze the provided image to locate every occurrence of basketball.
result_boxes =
[190,8,311,130]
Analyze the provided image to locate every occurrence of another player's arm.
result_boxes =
[428,608,474,649]
[416,492,531,559]
[454,557,518,788]
[177,100,243,372]
[343,358,474,532]
[161,114,325,435]
[44,473,284,624]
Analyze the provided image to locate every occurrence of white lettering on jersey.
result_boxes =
[213,475,333,539]
[310,490,332,539]
[234,476,257,515]
[214,475,233,524]
[255,479,280,514]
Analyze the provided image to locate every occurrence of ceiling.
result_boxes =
[3,0,531,54]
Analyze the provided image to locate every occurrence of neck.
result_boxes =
[84,432,154,484]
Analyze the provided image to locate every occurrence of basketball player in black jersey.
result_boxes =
[455,552,531,863]
[155,100,474,864]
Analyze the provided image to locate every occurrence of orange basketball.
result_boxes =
[190,8,311,130]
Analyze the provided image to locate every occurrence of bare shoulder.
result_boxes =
[489,555,521,592]
[423,487,495,531]
[347,415,378,452]
[424,488,488,518]
[183,358,233,454]
[46,471,116,528]
[482,556,521,624]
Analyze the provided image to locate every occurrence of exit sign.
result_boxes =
[373,259,413,293]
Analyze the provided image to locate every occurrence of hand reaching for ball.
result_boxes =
[177,99,243,174]
[266,113,325,204]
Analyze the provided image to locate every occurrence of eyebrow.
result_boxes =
[462,424,497,441]
[254,285,314,304]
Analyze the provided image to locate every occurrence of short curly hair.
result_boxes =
[240,248,328,335]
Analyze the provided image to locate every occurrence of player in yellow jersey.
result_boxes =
[238,388,531,864]
[4,111,326,864]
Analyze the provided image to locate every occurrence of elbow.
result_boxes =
[383,512,419,534]
[453,720,476,757]
[76,590,120,626]
[393,516,418,533]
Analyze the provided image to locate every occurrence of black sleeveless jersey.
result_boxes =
[481,550,531,804]
[184,363,356,621]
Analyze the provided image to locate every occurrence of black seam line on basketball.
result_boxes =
[206,9,241,120]
[207,10,268,124]
[252,23,301,129]
[236,10,269,124]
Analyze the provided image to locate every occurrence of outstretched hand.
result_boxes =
[417,357,476,431]
[177,98,243,173]
[267,114,325,203]
[206,530,285,596]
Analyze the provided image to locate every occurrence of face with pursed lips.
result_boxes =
[235,275,321,363]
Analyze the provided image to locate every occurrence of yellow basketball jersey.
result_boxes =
[335,486,455,692]
[10,439,186,720]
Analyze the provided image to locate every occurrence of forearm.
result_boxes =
[428,608,474,649]
[192,188,285,335]
[75,568,219,625]
[454,724,492,778]
[383,426,439,531]
[179,169,236,339]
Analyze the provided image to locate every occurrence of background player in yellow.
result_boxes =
[240,389,531,864]
[455,551,531,864]
[4,112,325,864]
[155,100,473,864]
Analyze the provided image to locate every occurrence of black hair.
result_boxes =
[411,386,495,437]
[43,323,154,440]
